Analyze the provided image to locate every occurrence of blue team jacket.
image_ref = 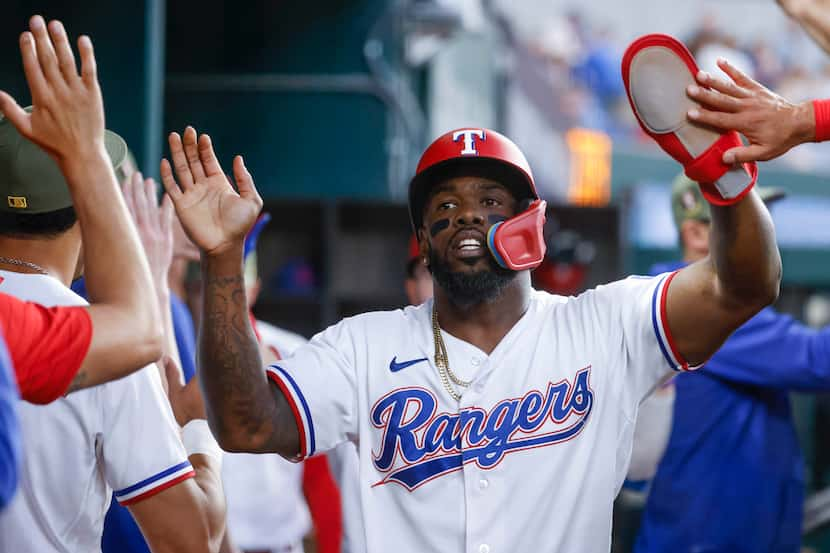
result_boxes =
[0,337,20,511]
[635,261,830,553]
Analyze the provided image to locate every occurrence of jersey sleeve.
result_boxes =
[100,366,194,505]
[265,319,358,460]
[700,308,830,391]
[591,271,694,406]
[0,293,92,404]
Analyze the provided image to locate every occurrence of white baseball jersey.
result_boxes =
[222,320,311,550]
[242,321,368,553]
[327,440,366,553]
[627,384,675,481]
[267,272,691,553]
[0,271,193,553]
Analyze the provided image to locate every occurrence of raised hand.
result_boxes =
[0,15,105,165]
[163,356,207,427]
[122,172,174,288]
[172,216,201,263]
[160,127,262,257]
[685,58,815,164]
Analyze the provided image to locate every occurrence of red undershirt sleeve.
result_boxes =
[0,293,93,404]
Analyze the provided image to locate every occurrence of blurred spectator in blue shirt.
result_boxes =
[635,175,830,553]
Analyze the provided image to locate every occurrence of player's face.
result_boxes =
[680,219,711,262]
[420,176,519,305]
[421,176,518,274]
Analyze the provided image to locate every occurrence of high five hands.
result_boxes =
[685,58,816,164]
[0,15,105,166]
[160,127,263,258]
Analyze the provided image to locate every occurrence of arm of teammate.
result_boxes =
[159,127,300,457]
[696,309,830,390]
[662,188,781,365]
[778,0,830,54]
[128,358,226,553]
[122,171,181,392]
[684,58,817,164]
[0,16,162,392]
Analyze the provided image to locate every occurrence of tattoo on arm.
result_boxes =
[199,272,298,454]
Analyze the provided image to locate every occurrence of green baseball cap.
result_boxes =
[671,174,786,230]
[0,107,128,214]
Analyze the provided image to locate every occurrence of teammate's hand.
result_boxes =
[164,356,207,426]
[685,58,815,164]
[160,127,262,258]
[172,216,201,263]
[0,16,106,165]
[122,172,174,292]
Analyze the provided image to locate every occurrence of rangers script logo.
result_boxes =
[371,367,594,490]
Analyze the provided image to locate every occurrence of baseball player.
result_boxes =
[221,215,342,553]
[417,233,673,521]
[162,105,781,551]
[0,166,175,405]
[84,164,196,553]
[632,175,830,552]
[0,16,226,552]
[0,70,168,396]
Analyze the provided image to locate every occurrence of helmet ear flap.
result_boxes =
[487,200,547,271]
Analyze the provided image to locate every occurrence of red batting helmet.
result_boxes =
[408,128,546,271]
[408,128,538,230]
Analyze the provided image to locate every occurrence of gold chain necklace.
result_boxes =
[432,307,473,402]
[0,256,48,275]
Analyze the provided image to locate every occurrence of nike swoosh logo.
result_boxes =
[389,356,428,373]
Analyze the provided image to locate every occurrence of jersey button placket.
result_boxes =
[471,358,489,394]
[460,356,492,553]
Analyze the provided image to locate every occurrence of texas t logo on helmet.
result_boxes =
[409,128,547,271]
[452,129,486,155]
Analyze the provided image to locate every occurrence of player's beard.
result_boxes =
[428,246,516,307]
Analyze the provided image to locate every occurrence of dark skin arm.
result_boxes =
[666,189,781,364]
[160,127,299,457]
[199,250,298,454]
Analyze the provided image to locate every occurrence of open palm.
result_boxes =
[160,127,262,256]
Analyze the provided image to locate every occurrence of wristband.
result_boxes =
[181,419,223,467]
[813,99,830,142]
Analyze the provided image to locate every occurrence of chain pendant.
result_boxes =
[432,307,470,402]
[0,256,48,275]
